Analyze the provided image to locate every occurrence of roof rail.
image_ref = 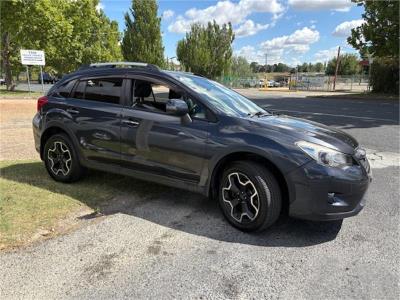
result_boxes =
[88,62,160,71]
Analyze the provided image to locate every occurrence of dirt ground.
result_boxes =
[0,99,38,160]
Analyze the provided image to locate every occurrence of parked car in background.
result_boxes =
[38,72,57,84]
[33,62,372,232]
[0,78,5,85]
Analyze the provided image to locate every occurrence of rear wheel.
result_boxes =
[218,161,282,232]
[44,133,85,182]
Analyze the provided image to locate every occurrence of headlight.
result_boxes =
[296,141,353,168]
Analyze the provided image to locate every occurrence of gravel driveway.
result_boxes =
[0,95,398,299]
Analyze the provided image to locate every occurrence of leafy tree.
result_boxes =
[250,61,259,73]
[348,0,399,58]
[176,21,234,79]
[121,0,164,67]
[275,63,290,73]
[0,0,122,90]
[325,54,360,75]
[231,56,252,77]
[314,62,325,73]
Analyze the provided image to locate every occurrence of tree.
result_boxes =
[0,0,122,90]
[176,21,234,79]
[121,0,164,67]
[348,0,399,58]
[231,56,252,77]
[325,54,360,75]
[314,62,325,73]
[250,62,259,73]
[275,63,290,73]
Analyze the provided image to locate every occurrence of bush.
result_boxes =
[370,58,399,94]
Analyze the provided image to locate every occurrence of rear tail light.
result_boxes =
[37,96,48,112]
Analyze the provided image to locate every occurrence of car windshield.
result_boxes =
[167,72,268,117]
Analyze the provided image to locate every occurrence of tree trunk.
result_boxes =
[1,31,15,91]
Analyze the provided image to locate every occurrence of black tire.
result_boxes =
[43,133,85,183]
[218,161,282,232]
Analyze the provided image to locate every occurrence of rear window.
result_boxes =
[51,80,76,98]
[72,78,123,105]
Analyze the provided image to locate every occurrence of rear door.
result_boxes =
[66,77,125,166]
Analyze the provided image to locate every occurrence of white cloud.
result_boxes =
[261,27,320,54]
[168,0,284,34]
[236,27,320,65]
[235,20,270,38]
[162,9,175,20]
[288,0,353,12]
[314,47,344,62]
[332,19,364,37]
[96,2,105,12]
[235,46,268,64]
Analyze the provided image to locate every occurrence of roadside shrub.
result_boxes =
[370,58,399,94]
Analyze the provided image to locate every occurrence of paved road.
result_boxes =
[1,95,399,299]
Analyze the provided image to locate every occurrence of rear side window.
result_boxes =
[72,78,123,104]
[52,80,76,98]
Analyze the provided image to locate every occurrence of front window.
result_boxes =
[168,72,267,117]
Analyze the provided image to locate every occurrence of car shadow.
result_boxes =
[1,161,343,248]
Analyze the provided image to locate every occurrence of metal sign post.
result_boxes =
[26,66,31,93]
[39,65,44,93]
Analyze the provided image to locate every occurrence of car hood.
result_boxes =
[247,114,358,154]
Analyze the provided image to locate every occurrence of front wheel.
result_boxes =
[44,133,85,183]
[218,161,282,232]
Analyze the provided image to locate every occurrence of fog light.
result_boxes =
[327,193,347,206]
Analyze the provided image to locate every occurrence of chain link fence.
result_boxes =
[289,74,370,92]
[217,74,370,92]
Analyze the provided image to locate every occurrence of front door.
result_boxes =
[120,78,210,183]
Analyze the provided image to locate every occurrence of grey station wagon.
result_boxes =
[33,62,372,231]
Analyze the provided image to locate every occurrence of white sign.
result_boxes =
[20,49,45,65]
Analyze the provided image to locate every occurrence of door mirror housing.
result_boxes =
[166,99,189,116]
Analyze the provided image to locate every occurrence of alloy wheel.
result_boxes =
[222,172,260,223]
[47,141,72,176]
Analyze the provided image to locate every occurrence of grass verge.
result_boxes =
[0,87,43,99]
[0,160,159,250]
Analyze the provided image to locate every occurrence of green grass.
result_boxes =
[0,160,164,249]
[0,87,43,98]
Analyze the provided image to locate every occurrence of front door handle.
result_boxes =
[122,119,139,127]
[66,107,79,115]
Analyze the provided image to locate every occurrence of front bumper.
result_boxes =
[287,159,372,221]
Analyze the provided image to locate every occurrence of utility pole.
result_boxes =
[265,53,268,73]
[333,46,341,91]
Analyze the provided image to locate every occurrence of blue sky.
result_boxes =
[100,0,365,66]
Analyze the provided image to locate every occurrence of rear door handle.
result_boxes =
[122,119,139,127]
[66,107,79,115]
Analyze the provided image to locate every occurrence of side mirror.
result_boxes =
[166,99,189,116]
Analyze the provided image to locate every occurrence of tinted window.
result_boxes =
[73,78,123,104]
[53,80,76,98]
[74,81,86,99]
